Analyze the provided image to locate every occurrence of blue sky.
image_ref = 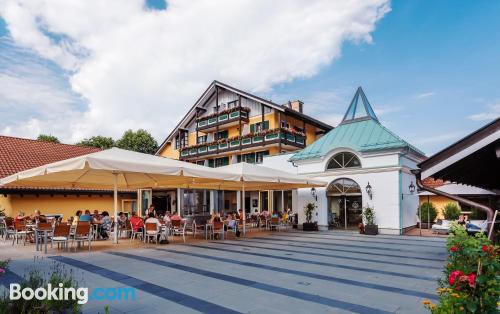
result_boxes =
[0,0,498,155]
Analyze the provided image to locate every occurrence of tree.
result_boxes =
[115,129,158,154]
[37,134,60,143]
[77,136,115,149]
[443,202,461,220]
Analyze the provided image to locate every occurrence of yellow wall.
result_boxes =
[158,142,179,159]
[0,194,12,216]
[4,194,124,221]
[419,196,460,219]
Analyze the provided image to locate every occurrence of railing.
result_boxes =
[196,107,250,130]
[179,128,306,159]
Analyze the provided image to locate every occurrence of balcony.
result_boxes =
[179,128,306,160]
[196,107,250,132]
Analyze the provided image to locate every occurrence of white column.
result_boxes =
[242,185,246,236]
[236,191,241,210]
[281,190,285,212]
[113,173,118,244]
[209,190,215,214]
[177,188,182,217]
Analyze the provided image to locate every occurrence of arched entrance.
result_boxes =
[327,178,362,229]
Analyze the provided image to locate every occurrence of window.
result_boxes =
[227,100,238,109]
[175,135,188,150]
[250,120,269,133]
[326,152,361,170]
[196,160,205,166]
[215,157,229,167]
[197,135,207,144]
[280,122,290,129]
[215,130,228,140]
[208,159,214,168]
[327,178,361,195]
[256,150,269,164]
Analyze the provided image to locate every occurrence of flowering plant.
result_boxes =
[423,225,499,313]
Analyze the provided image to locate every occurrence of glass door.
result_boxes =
[137,189,152,217]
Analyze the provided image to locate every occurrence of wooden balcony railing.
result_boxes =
[196,107,250,131]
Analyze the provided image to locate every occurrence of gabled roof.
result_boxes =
[0,135,100,179]
[155,80,332,154]
[290,88,425,162]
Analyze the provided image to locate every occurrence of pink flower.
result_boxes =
[448,270,463,286]
[467,273,476,288]
[0,268,5,275]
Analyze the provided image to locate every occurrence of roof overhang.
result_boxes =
[418,118,500,190]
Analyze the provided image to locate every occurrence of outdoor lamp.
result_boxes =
[311,187,317,201]
[409,181,416,194]
[365,182,373,200]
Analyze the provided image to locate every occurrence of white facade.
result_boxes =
[263,148,423,235]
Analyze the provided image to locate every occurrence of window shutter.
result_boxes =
[263,121,269,130]
[250,124,255,133]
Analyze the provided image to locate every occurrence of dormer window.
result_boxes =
[326,152,361,169]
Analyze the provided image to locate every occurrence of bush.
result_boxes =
[443,202,461,220]
[423,224,500,313]
[304,202,317,223]
[419,202,437,223]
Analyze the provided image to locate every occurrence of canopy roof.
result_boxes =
[290,88,424,162]
[0,147,325,190]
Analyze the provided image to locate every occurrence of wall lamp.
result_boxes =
[365,182,373,200]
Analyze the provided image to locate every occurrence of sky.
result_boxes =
[0,0,498,155]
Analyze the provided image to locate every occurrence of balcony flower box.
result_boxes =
[285,133,295,142]
[242,138,252,145]
[208,118,217,125]
[265,133,279,140]
[180,150,189,157]
[219,142,228,149]
[229,111,239,119]
[198,146,207,153]
[189,149,197,155]
[218,114,228,122]
[230,140,240,147]
[197,120,208,128]
[240,111,248,118]
[296,136,305,145]
[208,145,218,152]
[253,136,263,143]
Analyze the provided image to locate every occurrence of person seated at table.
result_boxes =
[15,211,29,222]
[72,210,82,226]
[117,212,127,228]
[97,211,111,239]
[226,213,237,231]
[261,210,269,218]
[170,211,181,221]
[79,210,92,222]
[130,211,144,233]
[282,210,289,222]
[163,212,171,224]
[145,212,161,240]
[33,210,47,223]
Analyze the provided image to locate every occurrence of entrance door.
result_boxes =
[326,178,362,229]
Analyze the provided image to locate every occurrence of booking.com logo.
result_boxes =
[9,283,136,304]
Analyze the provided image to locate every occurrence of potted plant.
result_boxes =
[418,202,437,229]
[362,206,378,235]
[303,202,318,231]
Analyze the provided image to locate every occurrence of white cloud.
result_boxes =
[467,103,500,121]
[0,0,390,142]
[413,131,465,145]
[416,92,435,99]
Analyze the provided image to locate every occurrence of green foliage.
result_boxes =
[423,225,500,313]
[443,202,461,220]
[77,136,115,149]
[304,202,317,223]
[419,202,437,223]
[37,134,60,143]
[115,129,159,154]
[0,260,82,313]
[0,206,5,216]
[362,206,376,226]
[469,207,487,220]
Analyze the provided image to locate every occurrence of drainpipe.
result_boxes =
[411,169,494,240]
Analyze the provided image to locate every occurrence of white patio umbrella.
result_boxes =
[0,148,237,243]
[197,162,327,235]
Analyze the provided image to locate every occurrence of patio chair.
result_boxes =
[259,216,269,230]
[184,216,195,236]
[130,225,144,242]
[269,217,280,231]
[72,221,92,252]
[120,220,133,238]
[35,222,54,245]
[12,220,33,246]
[51,224,72,251]
[144,222,159,244]
[171,219,186,243]
[212,221,225,240]
[193,220,206,239]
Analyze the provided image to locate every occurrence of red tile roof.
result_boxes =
[0,135,101,179]
[422,177,445,189]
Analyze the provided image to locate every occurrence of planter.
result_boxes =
[364,224,378,235]
[302,222,318,231]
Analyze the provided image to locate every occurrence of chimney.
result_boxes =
[285,100,304,113]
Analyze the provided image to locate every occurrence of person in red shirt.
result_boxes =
[129,211,144,232]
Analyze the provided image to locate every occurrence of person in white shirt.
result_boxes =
[145,213,161,236]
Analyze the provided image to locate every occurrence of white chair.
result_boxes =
[12,221,33,246]
[171,220,186,243]
[431,220,450,234]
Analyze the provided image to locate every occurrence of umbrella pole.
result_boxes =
[113,173,119,244]
[242,185,246,237]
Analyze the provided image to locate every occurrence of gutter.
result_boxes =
[411,169,494,240]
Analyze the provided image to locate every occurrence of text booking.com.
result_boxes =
[9,283,136,304]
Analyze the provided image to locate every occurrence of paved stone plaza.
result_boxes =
[1,231,447,313]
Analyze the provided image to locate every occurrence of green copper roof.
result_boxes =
[290,88,425,162]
